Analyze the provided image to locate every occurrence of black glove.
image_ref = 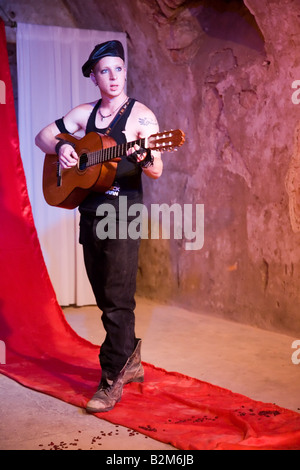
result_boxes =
[126,147,154,168]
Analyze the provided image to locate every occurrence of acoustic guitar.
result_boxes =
[43,129,185,209]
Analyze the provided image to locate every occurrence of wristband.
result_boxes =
[55,139,76,156]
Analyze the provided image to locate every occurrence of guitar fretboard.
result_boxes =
[81,138,146,169]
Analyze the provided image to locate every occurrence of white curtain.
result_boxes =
[16,23,127,306]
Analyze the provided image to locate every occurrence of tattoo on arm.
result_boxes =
[138,117,158,126]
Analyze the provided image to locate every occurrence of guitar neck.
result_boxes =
[85,138,146,168]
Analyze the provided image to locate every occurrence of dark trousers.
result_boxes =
[79,213,140,379]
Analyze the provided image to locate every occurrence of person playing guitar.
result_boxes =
[35,40,164,413]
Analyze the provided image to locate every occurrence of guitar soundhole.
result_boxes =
[79,153,88,171]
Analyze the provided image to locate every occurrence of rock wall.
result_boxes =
[3,0,300,335]
[132,0,300,336]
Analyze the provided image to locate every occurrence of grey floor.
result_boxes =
[0,297,299,450]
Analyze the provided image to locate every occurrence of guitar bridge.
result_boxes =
[56,161,62,187]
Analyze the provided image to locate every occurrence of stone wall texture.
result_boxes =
[3,0,300,335]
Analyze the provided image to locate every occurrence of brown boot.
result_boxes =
[123,338,144,385]
[86,371,124,413]
[86,340,144,413]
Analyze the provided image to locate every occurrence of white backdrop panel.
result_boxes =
[17,23,127,305]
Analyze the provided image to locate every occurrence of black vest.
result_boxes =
[79,98,143,215]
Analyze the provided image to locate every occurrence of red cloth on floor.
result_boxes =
[1,20,300,450]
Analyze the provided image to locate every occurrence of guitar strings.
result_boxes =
[84,138,146,167]
[55,130,184,169]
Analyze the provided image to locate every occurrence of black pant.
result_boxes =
[79,213,140,379]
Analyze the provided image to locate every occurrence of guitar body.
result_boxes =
[43,132,118,209]
[42,128,185,209]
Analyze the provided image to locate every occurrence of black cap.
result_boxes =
[82,40,125,77]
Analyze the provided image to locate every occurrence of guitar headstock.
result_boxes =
[147,129,185,152]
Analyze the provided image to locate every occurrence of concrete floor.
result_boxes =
[0,296,299,450]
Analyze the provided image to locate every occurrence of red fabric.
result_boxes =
[1,20,300,450]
